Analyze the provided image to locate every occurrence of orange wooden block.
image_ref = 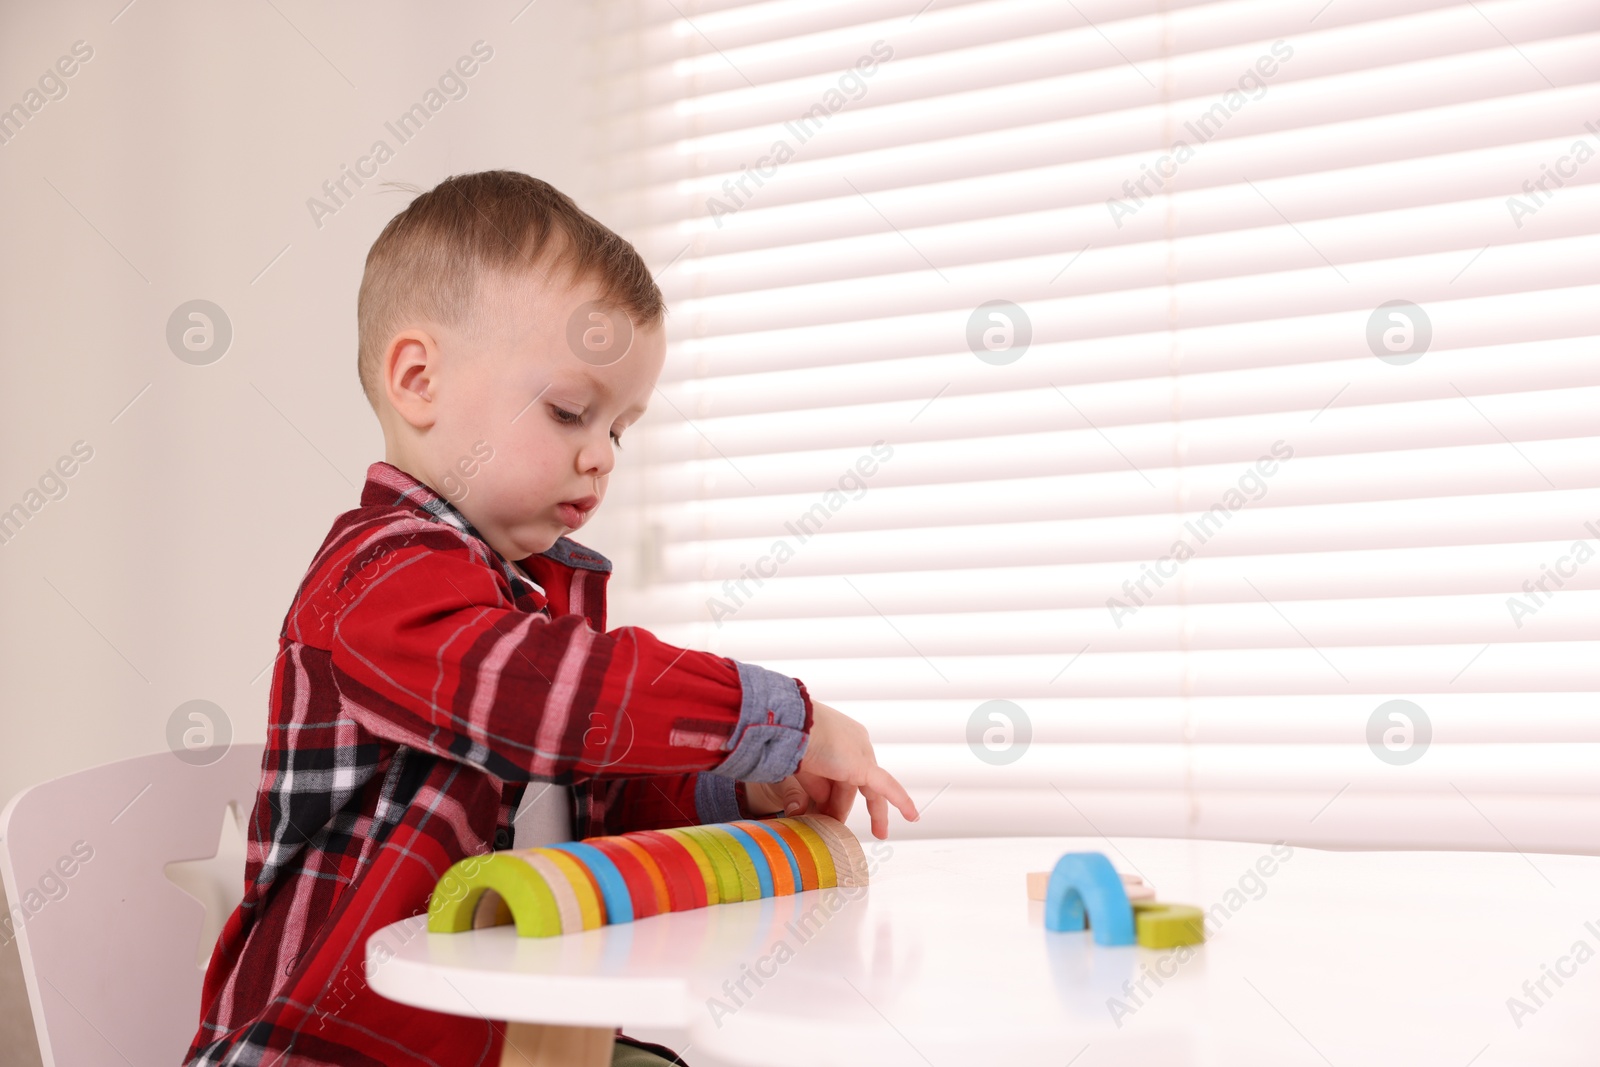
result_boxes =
[757,819,821,891]
[730,821,798,895]
[771,818,837,888]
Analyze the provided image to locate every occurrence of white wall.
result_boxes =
[0,2,628,1059]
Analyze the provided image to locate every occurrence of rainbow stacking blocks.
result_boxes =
[428,815,868,937]
[1034,851,1205,949]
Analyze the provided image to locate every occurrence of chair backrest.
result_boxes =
[0,743,264,1067]
[512,780,573,850]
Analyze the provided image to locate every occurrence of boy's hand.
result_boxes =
[795,700,918,840]
[742,776,815,818]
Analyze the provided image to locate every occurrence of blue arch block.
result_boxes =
[1044,852,1135,946]
[547,841,634,924]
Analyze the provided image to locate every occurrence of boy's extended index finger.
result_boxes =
[868,764,919,822]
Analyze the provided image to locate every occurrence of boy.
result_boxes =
[186,171,918,1066]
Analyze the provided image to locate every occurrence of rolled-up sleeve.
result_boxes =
[690,662,813,825]
[571,665,814,836]
[706,661,813,780]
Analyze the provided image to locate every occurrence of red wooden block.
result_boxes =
[627,830,708,911]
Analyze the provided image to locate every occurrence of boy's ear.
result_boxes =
[384,330,440,430]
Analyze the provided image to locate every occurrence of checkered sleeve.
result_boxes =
[320,520,812,788]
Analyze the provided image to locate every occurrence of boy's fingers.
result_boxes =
[824,779,855,824]
[795,768,833,808]
[776,775,811,816]
[863,786,889,840]
[789,765,919,832]
[867,764,919,822]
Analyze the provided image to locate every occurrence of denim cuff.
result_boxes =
[694,773,742,824]
[707,660,811,782]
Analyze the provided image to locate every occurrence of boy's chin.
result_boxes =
[511,523,566,558]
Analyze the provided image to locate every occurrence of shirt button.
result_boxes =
[493,829,511,850]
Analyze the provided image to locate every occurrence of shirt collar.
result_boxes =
[360,461,550,600]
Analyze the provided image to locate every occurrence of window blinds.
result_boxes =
[593,0,1600,853]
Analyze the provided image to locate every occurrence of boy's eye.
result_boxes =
[552,405,623,448]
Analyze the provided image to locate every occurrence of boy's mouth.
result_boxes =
[555,495,598,529]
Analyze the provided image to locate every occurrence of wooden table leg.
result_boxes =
[498,1022,615,1067]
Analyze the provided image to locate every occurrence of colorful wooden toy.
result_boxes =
[643,829,722,906]
[730,820,799,895]
[427,815,867,938]
[584,837,666,920]
[746,819,819,891]
[689,825,763,901]
[430,853,563,937]
[471,887,512,929]
[1033,853,1207,950]
[772,817,838,888]
[720,823,780,897]
[626,830,707,911]
[532,848,605,930]
[1132,901,1206,948]
[514,850,584,933]
[1043,852,1136,945]
[545,842,634,924]
[668,827,742,903]
[788,814,868,887]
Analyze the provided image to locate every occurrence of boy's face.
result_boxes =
[409,267,665,564]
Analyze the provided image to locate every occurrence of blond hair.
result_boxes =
[356,170,665,408]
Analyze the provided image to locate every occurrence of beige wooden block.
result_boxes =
[796,815,870,888]
[511,851,584,934]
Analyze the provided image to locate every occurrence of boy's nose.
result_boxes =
[578,439,614,478]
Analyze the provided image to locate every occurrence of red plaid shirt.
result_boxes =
[186,460,813,1066]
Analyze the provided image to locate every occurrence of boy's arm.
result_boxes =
[318,521,812,789]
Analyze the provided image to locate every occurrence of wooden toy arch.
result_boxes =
[427,814,868,939]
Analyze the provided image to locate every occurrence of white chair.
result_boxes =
[0,744,263,1067]
[0,742,579,1067]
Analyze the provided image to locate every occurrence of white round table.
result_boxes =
[366,836,1600,1066]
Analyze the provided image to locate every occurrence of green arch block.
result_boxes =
[697,825,765,901]
[675,826,745,903]
[428,852,563,938]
